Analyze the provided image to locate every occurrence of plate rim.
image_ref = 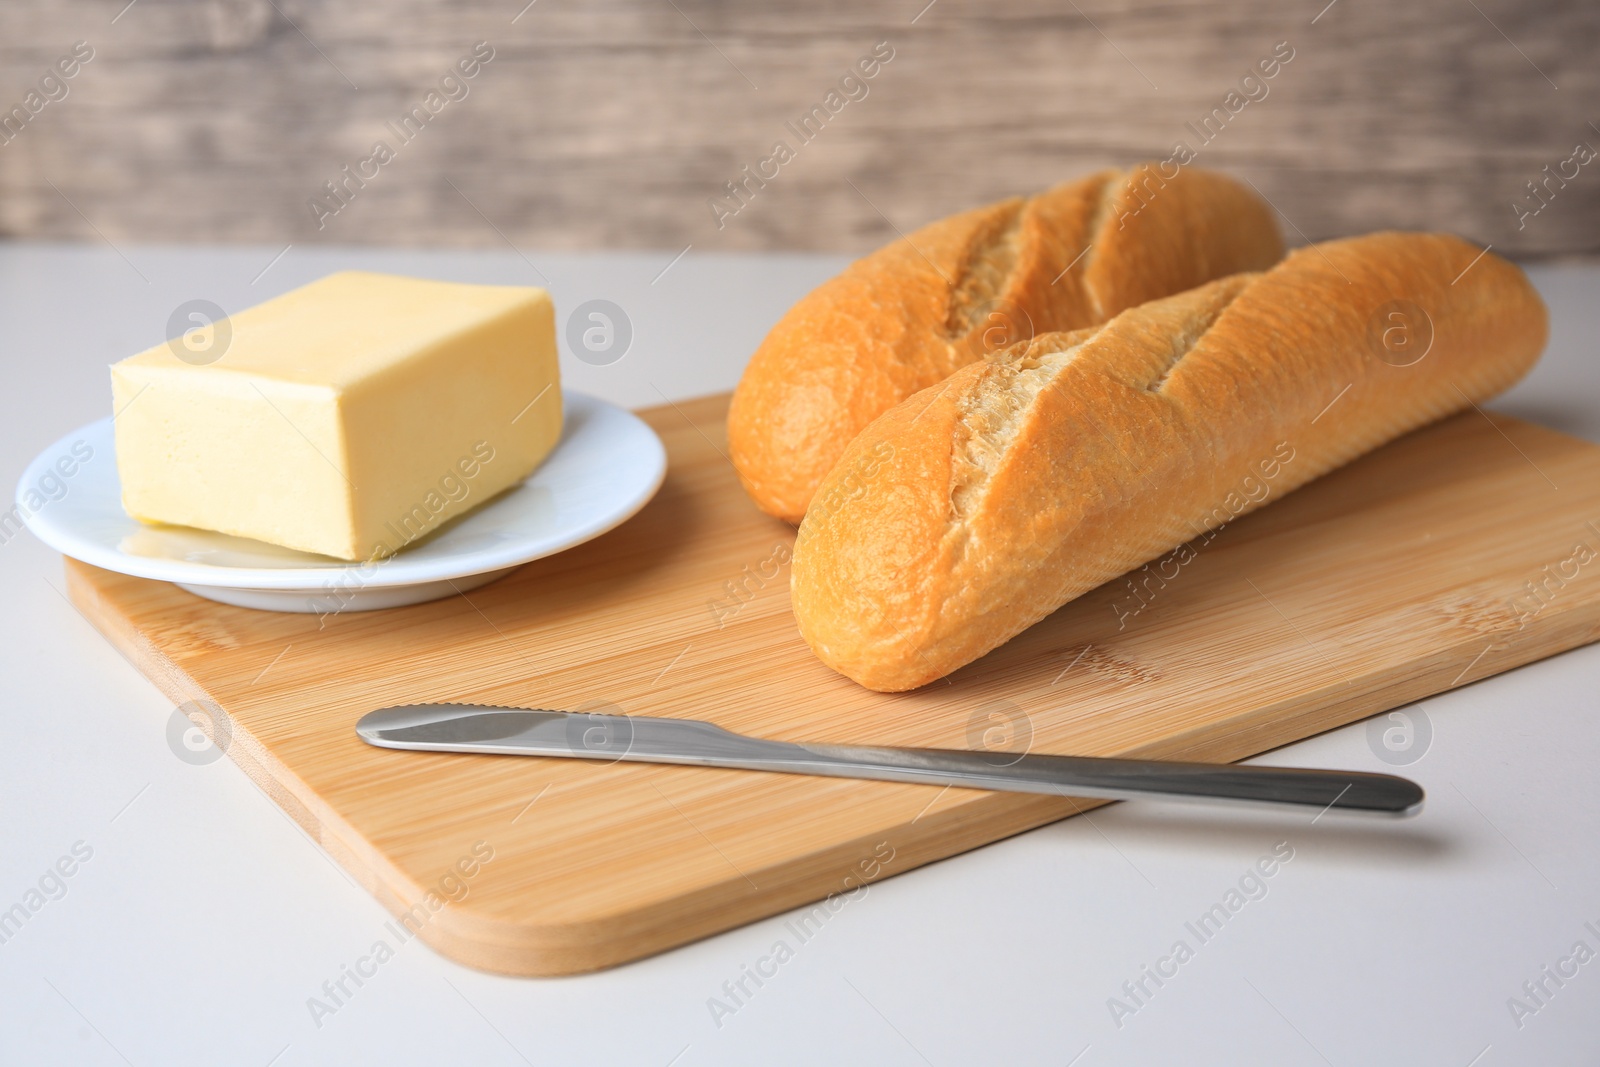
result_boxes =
[16,391,667,591]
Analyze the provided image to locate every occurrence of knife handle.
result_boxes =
[792,744,1424,816]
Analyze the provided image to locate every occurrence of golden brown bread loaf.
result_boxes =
[728,164,1285,522]
[791,232,1549,691]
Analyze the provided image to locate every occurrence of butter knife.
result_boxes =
[356,704,1423,817]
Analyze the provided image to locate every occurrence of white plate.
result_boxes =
[17,391,666,613]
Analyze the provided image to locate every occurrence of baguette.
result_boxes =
[728,164,1285,522]
[791,232,1549,691]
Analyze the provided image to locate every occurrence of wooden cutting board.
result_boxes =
[66,394,1600,975]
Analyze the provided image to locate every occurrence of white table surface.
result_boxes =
[1,243,1597,1066]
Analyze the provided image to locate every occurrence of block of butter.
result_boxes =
[111,271,562,560]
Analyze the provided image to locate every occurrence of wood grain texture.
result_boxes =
[1,0,1597,257]
[60,394,1600,974]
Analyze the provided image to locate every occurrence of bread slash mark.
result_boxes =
[1145,276,1251,393]
[1077,170,1126,323]
[944,201,1025,342]
[948,332,1090,522]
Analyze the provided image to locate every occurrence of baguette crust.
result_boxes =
[728,164,1284,522]
[792,232,1549,691]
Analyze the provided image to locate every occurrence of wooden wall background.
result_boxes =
[0,0,1596,258]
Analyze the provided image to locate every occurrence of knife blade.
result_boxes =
[355,703,1424,817]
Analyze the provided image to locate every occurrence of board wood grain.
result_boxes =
[65,394,1600,974]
